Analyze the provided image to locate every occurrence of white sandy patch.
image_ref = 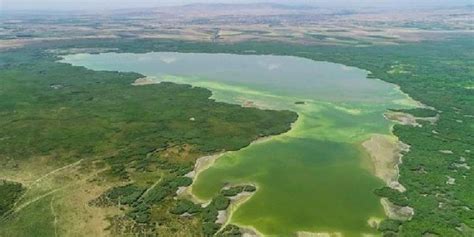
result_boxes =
[439,150,454,154]
[297,231,343,237]
[363,134,417,221]
[446,176,456,185]
[454,162,470,170]
[131,77,160,86]
[241,226,263,237]
[216,210,227,224]
[362,134,407,192]
[384,111,420,127]
[380,198,414,221]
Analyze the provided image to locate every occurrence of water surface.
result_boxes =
[62,52,415,236]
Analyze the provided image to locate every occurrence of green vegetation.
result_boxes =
[0,45,296,236]
[201,195,231,236]
[220,185,256,197]
[170,199,202,215]
[102,184,146,205]
[171,185,256,236]
[375,187,409,207]
[171,194,234,236]
[216,224,242,237]
[0,194,56,237]
[0,181,24,216]
[378,219,402,233]
[210,195,231,211]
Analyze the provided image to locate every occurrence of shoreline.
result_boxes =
[130,75,296,236]
[138,65,415,234]
[131,76,158,86]
[219,188,263,237]
[65,54,418,236]
[181,113,299,204]
[178,135,280,204]
[361,134,408,192]
[177,115,300,236]
[360,81,426,222]
[361,132,414,221]
[182,108,412,234]
[177,152,226,204]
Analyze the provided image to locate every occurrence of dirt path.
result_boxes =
[12,159,84,209]
[14,186,65,214]
[11,165,102,216]
[139,177,162,200]
[27,159,83,188]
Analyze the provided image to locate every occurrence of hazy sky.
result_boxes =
[1,0,472,11]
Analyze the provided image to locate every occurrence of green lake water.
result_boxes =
[62,52,416,236]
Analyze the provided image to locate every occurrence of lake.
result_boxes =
[62,52,416,236]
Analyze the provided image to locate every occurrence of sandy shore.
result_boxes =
[384,111,420,127]
[219,190,254,225]
[132,77,160,86]
[362,133,415,221]
[177,152,225,203]
[380,198,414,221]
[384,110,439,127]
[362,134,408,192]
